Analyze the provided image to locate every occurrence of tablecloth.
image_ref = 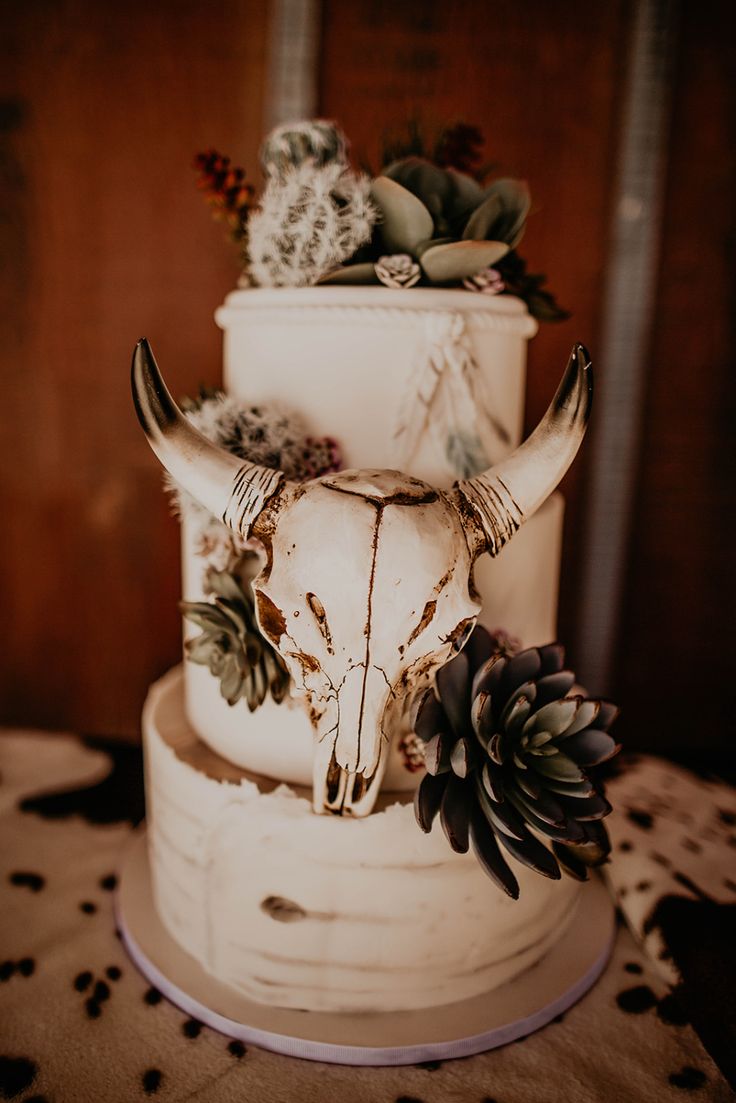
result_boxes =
[1,730,734,1102]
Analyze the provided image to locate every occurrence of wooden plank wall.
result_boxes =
[319,0,735,753]
[2,0,733,753]
[1,0,269,736]
[614,0,736,755]
[319,1,629,670]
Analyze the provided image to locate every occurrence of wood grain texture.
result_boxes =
[3,1,733,755]
[1,0,269,736]
[614,0,736,751]
[319,0,630,651]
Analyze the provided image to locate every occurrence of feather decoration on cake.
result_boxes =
[413,625,620,897]
[391,310,513,477]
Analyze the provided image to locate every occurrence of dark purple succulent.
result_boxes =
[413,626,620,898]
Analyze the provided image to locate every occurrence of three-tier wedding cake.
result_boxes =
[135,121,618,1016]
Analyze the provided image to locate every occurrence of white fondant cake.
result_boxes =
[143,282,583,1014]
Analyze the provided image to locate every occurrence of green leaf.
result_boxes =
[559,698,600,737]
[450,736,472,778]
[415,236,453,258]
[207,568,244,603]
[180,602,228,632]
[216,596,251,638]
[462,192,504,241]
[316,262,380,286]
[220,654,245,705]
[420,240,509,283]
[525,699,579,737]
[370,176,434,254]
[530,751,585,783]
[185,634,217,664]
[500,683,535,734]
[466,178,530,247]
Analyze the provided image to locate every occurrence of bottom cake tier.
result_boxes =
[143,667,582,1014]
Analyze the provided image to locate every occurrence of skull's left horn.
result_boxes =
[456,343,593,557]
[132,338,286,535]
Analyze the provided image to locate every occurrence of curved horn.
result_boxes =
[456,343,593,556]
[131,338,286,535]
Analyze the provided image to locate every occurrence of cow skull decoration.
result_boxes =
[132,338,592,818]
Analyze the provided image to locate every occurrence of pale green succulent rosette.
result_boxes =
[181,554,290,711]
[320,156,530,287]
[413,626,621,899]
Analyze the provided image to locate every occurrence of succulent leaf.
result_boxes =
[420,240,509,283]
[450,736,473,778]
[415,771,446,833]
[413,689,446,743]
[534,670,576,708]
[469,807,519,899]
[464,178,531,247]
[317,262,380,286]
[370,176,434,254]
[496,824,562,880]
[525,698,580,737]
[563,729,619,766]
[435,651,470,739]
[440,774,471,853]
[552,842,590,881]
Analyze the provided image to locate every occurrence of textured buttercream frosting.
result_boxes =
[145,670,581,1014]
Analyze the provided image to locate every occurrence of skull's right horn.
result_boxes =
[131,338,286,535]
[456,343,593,557]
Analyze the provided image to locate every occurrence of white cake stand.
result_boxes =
[116,830,614,1066]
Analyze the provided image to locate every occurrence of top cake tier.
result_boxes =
[216,287,538,488]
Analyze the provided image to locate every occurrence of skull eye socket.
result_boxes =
[306,591,333,653]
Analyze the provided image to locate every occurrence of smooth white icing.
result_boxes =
[145,669,581,1013]
[217,287,537,485]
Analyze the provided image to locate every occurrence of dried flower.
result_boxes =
[433,122,486,177]
[166,390,343,526]
[193,150,255,248]
[399,730,427,773]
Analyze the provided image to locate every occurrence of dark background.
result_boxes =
[2,0,734,757]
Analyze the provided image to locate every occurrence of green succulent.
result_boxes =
[181,552,290,711]
[413,625,620,898]
[321,156,529,287]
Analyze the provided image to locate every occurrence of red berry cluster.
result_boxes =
[193,150,255,244]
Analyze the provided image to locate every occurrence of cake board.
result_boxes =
[116,830,615,1067]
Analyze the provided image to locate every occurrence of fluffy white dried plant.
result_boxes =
[247,161,376,288]
[166,390,342,540]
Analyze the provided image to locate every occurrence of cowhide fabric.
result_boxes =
[0,731,733,1102]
